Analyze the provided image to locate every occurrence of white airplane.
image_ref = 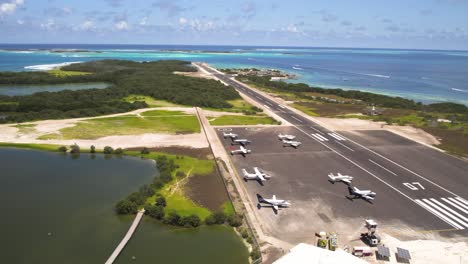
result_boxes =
[223,132,238,139]
[257,194,291,213]
[231,139,251,146]
[328,173,353,184]
[242,167,271,182]
[347,186,376,201]
[230,145,251,156]
[282,139,302,148]
[278,133,296,140]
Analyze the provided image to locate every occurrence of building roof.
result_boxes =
[273,243,370,264]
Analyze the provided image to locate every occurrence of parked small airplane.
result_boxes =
[223,132,238,139]
[257,194,291,213]
[282,139,302,148]
[230,145,251,156]
[231,139,252,146]
[347,186,376,201]
[242,167,271,182]
[328,173,353,184]
[278,133,296,140]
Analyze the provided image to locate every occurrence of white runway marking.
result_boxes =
[309,126,324,134]
[278,109,286,113]
[328,133,346,141]
[422,199,468,228]
[335,141,354,152]
[311,133,328,141]
[255,96,262,100]
[415,199,464,229]
[278,104,286,109]
[442,198,468,214]
[339,134,464,198]
[291,116,303,123]
[430,199,468,226]
[449,198,468,211]
[368,159,398,176]
[265,101,273,106]
[455,197,468,206]
[263,104,270,109]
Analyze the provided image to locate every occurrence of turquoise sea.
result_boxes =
[1,44,467,105]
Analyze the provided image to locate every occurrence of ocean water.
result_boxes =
[0,44,467,105]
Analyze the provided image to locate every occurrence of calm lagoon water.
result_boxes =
[0,148,248,264]
[0,82,110,96]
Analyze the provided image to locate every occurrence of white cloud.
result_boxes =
[40,19,56,31]
[0,0,24,15]
[114,20,129,30]
[77,20,95,31]
[16,19,24,25]
[179,17,187,25]
[139,17,148,26]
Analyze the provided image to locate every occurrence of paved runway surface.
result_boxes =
[198,64,468,240]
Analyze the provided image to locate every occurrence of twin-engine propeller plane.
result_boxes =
[347,186,376,202]
[242,167,271,183]
[282,139,302,148]
[257,194,291,213]
[231,139,252,146]
[328,173,353,184]
[278,133,296,140]
[230,145,251,156]
[223,132,238,139]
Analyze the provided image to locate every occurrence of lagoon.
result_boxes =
[0,148,248,264]
[0,82,110,96]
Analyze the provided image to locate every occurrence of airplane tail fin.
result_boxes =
[347,186,354,195]
[256,194,265,202]
[241,169,248,176]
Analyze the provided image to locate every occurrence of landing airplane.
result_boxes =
[328,173,353,184]
[242,167,271,182]
[282,139,302,148]
[347,186,376,201]
[231,139,252,146]
[278,133,296,140]
[230,145,251,156]
[257,194,291,213]
[223,132,238,139]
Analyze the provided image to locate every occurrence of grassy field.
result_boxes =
[47,69,91,77]
[140,109,188,116]
[122,95,185,108]
[222,201,235,216]
[209,115,279,126]
[0,142,61,152]
[13,124,37,134]
[38,113,200,140]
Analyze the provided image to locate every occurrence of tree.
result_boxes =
[58,146,67,152]
[103,146,113,154]
[155,195,167,207]
[164,211,181,226]
[90,145,96,153]
[250,247,261,260]
[114,147,124,155]
[140,147,150,154]
[139,184,155,198]
[127,192,145,206]
[181,214,201,228]
[144,204,165,220]
[227,214,243,227]
[205,211,226,225]
[69,143,80,154]
[115,199,138,214]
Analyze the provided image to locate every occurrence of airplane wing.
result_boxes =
[272,195,277,201]
[240,146,246,152]
[273,205,279,211]
[258,174,266,181]
[254,167,261,174]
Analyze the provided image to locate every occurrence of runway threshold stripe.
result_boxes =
[455,197,468,206]
[328,133,342,140]
[311,134,324,141]
[415,199,463,229]
[314,134,329,141]
[430,199,468,226]
[330,133,346,141]
[263,104,270,109]
[441,198,468,215]
[448,198,468,211]
[368,159,398,176]
[335,141,354,152]
[423,199,468,228]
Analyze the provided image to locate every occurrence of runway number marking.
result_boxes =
[403,182,425,191]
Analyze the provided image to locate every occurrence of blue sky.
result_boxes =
[1,0,468,49]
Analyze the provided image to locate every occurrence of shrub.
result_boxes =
[90,145,96,153]
[115,199,138,214]
[114,147,124,155]
[58,146,67,152]
[175,171,185,178]
[181,214,201,228]
[250,247,261,260]
[127,192,145,206]
[164,211,181,226]
[205,211,226,225]
[139,184,155,197]
[69,143,80,154]
[155,195,167,207]
[240,228,249,239]
[227,214,243,227]
[140,147,150,154]
[103,146,113,154]
[144,204,165,220]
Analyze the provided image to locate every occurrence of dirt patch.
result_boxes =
[423,127,468,157]
[184,170,229,211]
[126,146,212,159]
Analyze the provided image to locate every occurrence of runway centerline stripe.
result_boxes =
[255,96,262,100]
[278,105,286,109]
[291,116,303,123]
[338,134,463,198]
[441,198,468,215]
[414,199,463,229]
[423,199,468,228]
[430,199,468,226]
[449,198,468,211]
[265,101,273,106]
[263,104,270,109]
[335,141,354,152]
[309,126,324,134]
[368,159,398,176]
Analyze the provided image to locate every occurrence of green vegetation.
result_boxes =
[0,142,62,152]
[209,115,279,126]
[38,112,200,140]
[140,109,187,116]
[0,60,240,123]
[123,95,184,108]
[240,74,468,157]
[13,123,36,134]
[47,69,91,77]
